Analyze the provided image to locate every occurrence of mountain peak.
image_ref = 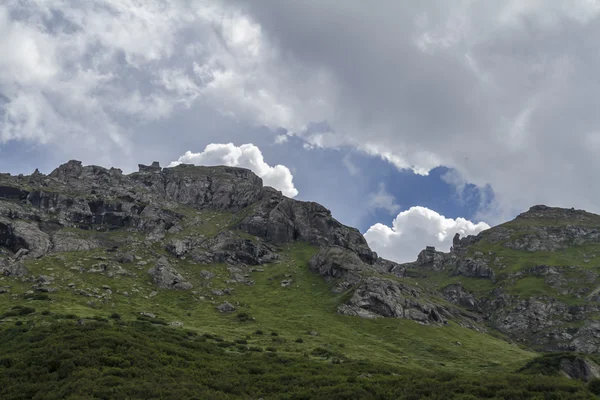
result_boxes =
[515,204,599,223]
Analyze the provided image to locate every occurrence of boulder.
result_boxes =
[147,257,193,290]
[216,301,236,313]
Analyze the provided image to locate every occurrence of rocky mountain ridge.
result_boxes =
[1,160,600,360]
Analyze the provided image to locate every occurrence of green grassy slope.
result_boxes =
[0,208,598,398]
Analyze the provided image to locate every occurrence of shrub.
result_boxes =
[589,379,600,395]
[110,313,121,320]
[295,338,304,343]
[236,312,252,322]
[254,330,264,335]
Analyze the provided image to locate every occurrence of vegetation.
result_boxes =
[2,204,600,398]
[0,319,595,400]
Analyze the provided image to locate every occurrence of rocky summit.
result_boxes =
[2,161,600,399]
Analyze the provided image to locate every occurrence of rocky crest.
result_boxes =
[403,205,600,353]
[3,163,600,355]
[0,160,448,327]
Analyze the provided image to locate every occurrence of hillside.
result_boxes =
[0,161,599,399]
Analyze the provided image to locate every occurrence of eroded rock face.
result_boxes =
[309,247,368,287]
[338,277,450,325]
[167,231,279,266]
[147,257,192,290]
[452,258,495,281]
[560,356,600,381]
[239,188,376,263]
[441,284,479,311]
[0,217,51,258]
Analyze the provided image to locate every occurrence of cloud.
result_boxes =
[368,183,401,215]
[5,0,600,228]
[0,1,325,167]
[169,143,298,198]
[215,1,600,220]
[364,206,490,263]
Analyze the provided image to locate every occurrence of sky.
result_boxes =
[1,0,599,263]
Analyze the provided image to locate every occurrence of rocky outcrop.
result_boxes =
[0,217,51,258]
[452,257,495,281]
[309,247,369,288]
[337,277,451,325]
[167,231,279,266]
[441,284,479,311]
[147,257,192,290]
[560,356,600,381]
[239,187,376,263]
[0,259,28,277]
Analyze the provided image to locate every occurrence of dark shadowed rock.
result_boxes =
[0,217,51,258]
[560,356,600,381]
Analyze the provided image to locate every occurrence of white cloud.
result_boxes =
[342,153,359,176]
[364,206,490,263]
[169,143,298,198]
[216,1,600,221]
[5,1,600,226]
[274,134,289,144]
[368,183,401,215]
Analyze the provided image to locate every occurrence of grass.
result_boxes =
[1,206,600,398]
[0,235,535,376]
[0,319,595,400]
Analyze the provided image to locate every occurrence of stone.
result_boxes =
[216,301,236,313]
[147,256,193,290]
[117,252,135,264]
[281,279,292,288]
[200,270,215,280]
[140,312,156,319]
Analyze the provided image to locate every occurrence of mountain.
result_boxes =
[0,160,599,399]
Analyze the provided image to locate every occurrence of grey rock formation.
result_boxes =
[169,231,279,266]
[441,284,479,311]
[239,187,376,263]
[216,301,236,313]
[560,356,600,381]
[147,257,193,290]
[0,217,51,258]
[338,277,450,325]
[452,258,495,281]
[0,259,28,277]
[309,247,367,287]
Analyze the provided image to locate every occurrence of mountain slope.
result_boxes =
[0,161,598,399]
[404,205,600,354]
